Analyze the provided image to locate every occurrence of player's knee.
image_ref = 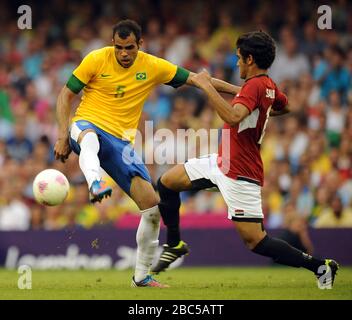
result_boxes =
[159,166,191,192]
[157,176,178,200]
[138,187,159,209]
[149,198,159,209]
[139,197,159,211]
[159,174,174,190]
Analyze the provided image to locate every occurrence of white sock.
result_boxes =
[134,205,161,282]
[78,132,101,188]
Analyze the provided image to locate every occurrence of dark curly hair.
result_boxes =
[236,31,276,69]
[112,19,142,43]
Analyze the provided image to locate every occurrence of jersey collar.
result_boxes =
[244,73,268,82]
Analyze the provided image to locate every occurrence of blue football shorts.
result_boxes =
[69,120,151,195]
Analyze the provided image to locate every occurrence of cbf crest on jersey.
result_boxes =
[136,72,147,80]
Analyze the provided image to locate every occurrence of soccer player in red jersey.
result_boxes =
[152,31,339,289]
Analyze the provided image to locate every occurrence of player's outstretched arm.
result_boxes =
[191,70,248,126]
[187,71,241,95]
[54,86,76,163]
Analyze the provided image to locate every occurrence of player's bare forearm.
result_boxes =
[54,86,75,162]
[210,77,241,95]
[201,83,244,126]
[191,70,249,125]
[56,86,75,138]
[269,105,290,117]
[187,72,240,95]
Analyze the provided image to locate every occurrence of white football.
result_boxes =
[33,169,70,206]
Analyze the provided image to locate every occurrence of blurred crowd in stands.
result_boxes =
[0,0,352,231]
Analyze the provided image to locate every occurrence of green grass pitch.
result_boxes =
[1,267,351,300]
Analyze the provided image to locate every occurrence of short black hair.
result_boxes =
[236,31,276,69]
[112,19,142,43]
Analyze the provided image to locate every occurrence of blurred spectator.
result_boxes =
[0,177,30,230]
[325,91,346,147]
[278,202,314,255]
[62,204,85,230]
[0,140,7,167]
[30,205,44,230]
[144,18,163,56]
[192,23,213,64]
[22,37,45,80]
[144,89,171,124]
[72,182,100,229]
[300,21,325,63]
[43,205,66,230]
[0,88,14,140]
[6,119,33,162]
[313,45,350,101]
[163,21,192,66]
[314,195,352,228]
[208,11,241,61]
[310,186,331,224]
[270,27,310,83]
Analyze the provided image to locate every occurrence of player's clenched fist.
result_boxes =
[54,137,72,163]
[191,69,212,89]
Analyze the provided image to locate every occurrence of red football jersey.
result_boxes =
[217,74,288,186]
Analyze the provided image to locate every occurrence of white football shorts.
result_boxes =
[184,153,264,221]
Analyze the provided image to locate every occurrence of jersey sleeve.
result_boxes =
[272,86,288,111]
[155,57,189,88]
[232,80,259,113]
[66,51,99,94]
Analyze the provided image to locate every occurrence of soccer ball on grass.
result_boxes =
[33,169,70,206]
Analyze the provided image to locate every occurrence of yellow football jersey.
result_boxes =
[67,47,189,142]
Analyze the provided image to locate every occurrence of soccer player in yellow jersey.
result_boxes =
[54,20,240,287]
